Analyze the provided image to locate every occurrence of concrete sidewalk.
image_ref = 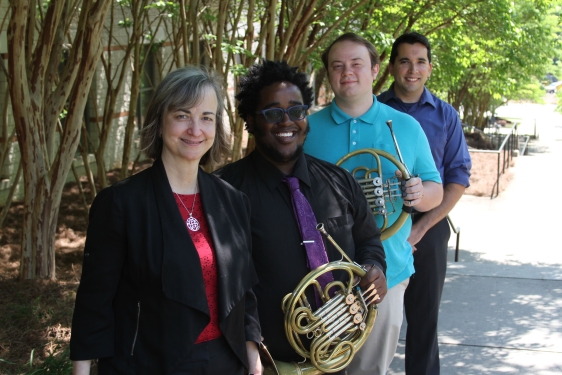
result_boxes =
[388,103,562,375]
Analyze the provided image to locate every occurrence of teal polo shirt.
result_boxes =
[306,95,441,289]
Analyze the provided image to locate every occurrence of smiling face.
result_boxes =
[160,85,217,167]
[327,40,379,104]
[247,82,309,175]
[389,42,433,103]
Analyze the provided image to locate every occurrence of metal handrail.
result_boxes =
[519,135,531,155]
[446,215,461,262]
[467,123,518,199]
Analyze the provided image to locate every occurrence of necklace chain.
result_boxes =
[173,183,200,232]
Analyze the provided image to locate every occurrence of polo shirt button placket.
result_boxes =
[350,119,359,150]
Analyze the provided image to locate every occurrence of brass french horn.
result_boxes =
[262,224,380,375]
[336,120,413,241]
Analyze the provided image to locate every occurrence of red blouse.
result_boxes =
[173,193,222,343]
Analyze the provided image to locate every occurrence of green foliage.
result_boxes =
[510,81,547,103]
[145,1,179,16]
[221,40,251,56]
[418,0,562,128]
[555,89,562,113]
[0,358,16,375]
[201,8,218,22]
[203,34,216,42]
[34,347,73,375]
[0,348,72,375]
[231,64,249,77]
[118,18,133,28]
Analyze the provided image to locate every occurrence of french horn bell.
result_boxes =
[336,147,411,240]
[335,120,414,240]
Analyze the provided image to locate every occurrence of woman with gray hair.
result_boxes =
[69,66,263,375]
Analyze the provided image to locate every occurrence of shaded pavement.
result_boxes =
[387,102,562,374]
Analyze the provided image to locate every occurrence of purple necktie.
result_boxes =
[283,176,334,306]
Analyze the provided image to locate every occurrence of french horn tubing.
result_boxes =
[335,120,413,241]
[262,224,379,375]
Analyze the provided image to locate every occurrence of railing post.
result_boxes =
[477,122,517,199]
[496,151,500,198]
[502,143,506,174]
[455,231,460,262]
[447,215,461,262]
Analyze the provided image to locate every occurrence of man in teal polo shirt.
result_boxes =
[306,33,443,375]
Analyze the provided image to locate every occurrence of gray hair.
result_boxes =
[140,66,230,165]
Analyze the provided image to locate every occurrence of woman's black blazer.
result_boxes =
[70,158,261,374]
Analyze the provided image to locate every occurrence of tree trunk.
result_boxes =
[0,162,22,229]
[121,67,142,178]
[314,67,326,106]
[373,63,391,95]
[79,127,97,203]
[230,117,245,162]
[121,1,162,178]
[266,0,278,61]
[8,0,112,280]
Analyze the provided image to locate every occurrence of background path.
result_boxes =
[388,102,562,374]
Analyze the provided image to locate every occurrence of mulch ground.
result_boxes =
[0,162,152,374]
[0,151,514,372]
[0,185,86,373]
[465,151,514,197]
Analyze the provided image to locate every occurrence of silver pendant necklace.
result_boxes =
[174,183,200,232]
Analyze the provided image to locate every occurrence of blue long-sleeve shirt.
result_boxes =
[378,85,471,187]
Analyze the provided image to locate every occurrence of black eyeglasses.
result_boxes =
[255,105,309,124]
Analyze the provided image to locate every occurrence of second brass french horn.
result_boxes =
[336,120,413,240]
[336,148,410,240]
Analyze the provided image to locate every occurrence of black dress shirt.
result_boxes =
[214,151,385,362]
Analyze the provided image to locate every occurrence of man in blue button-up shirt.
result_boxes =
[378,32,472,375]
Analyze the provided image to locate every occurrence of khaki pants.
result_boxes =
[347,278,409,375]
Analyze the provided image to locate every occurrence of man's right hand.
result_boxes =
[359,265,387,304]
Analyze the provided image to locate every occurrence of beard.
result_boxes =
[252,121,310,164]
[259,141,305,164]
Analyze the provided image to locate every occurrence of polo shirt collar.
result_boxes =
[330,95,380,125]
[250,150,312,191]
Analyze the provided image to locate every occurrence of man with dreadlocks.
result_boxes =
[214,60,387,371]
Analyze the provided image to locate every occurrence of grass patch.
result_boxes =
[1,347,73,375]
[0,279,77,375]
